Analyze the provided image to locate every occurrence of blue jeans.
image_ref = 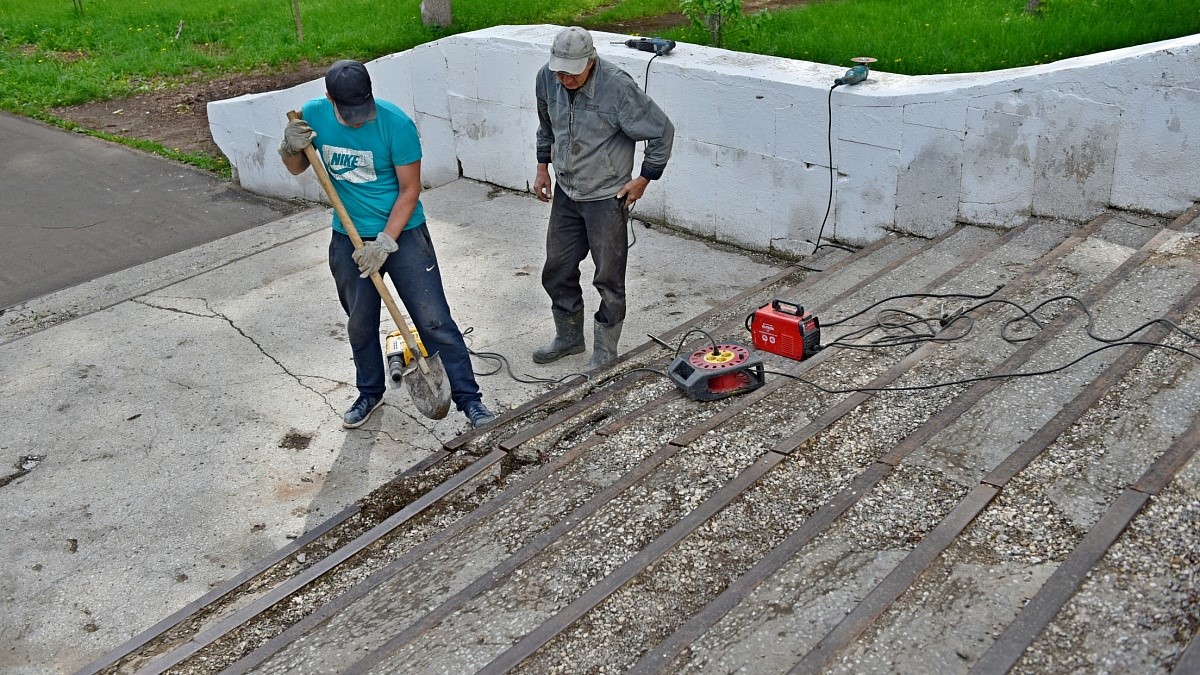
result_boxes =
[329,226,481,410]
[542,185,629,327]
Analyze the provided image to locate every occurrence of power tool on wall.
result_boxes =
[614,37,677,56]
[834,56,877,87]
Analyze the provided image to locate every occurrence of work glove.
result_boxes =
[278,119,315,158]
[352,231,398,278]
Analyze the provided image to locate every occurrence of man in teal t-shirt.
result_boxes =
[279,60,494,430]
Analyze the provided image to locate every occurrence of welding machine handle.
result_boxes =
[771,299,805,316]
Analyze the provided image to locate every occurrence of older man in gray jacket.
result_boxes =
[532,26,675,368]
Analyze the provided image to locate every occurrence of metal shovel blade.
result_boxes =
[406,352,452,420]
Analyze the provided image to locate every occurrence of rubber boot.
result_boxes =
[587,321,623,369]
[532,309,586,364]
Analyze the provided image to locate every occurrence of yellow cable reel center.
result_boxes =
[702,348,737,365]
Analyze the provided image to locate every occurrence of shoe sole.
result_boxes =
[532,344,585,364]
[471,415,497,429]
[342,398,385,429]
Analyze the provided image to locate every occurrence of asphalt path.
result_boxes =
[0,111,303,310]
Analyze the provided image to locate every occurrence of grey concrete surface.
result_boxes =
[0,111,303,310]
[0,178,787,673]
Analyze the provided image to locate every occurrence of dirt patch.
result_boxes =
[51,65,327,160]
[47,7,812,168]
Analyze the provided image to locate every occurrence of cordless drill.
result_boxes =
[615,37,676,56]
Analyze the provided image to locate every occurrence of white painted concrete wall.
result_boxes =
[209,25,1200,254]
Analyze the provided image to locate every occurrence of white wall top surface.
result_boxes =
[209,26,1200,253]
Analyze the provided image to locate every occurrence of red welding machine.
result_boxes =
[747,299,821,361]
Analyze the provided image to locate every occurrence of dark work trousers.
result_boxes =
[542,184,629,327]
[329,226,482,411]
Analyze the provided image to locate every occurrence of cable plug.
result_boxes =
[939,305,966,328]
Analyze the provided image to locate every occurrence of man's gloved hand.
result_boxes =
[278,119,316,158]
[352,231,398,278]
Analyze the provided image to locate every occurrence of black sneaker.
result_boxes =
[342,395,384,429]
[463,400,496,428]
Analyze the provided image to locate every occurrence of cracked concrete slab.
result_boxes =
[0,178,787,672]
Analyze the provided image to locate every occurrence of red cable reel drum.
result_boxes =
[667,342,765,401]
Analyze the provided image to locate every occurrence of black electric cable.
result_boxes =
[822,287,1004,327]
[625,51,663,251]
[737,288,1200,395]
[461,327,582,385]
[807,290,1200,390]
[823,293,1200,354]
[644,53,659,89]
[810,83,838,255]
[764,339,1200,394]
[675,327,723,357]
[468,348,583,385]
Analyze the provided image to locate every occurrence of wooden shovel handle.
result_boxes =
[287,110,430,375]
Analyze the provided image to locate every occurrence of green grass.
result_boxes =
[2,0,1195,169]
[585,0,684,26]
[665,0,1200,75]
[0,0,432,112]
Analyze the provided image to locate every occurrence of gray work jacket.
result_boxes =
[535,57,674,201]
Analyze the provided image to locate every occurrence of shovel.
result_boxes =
[288,111,451,420]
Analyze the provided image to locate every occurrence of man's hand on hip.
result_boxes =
[352,231,398,278]
[616,176,651,209]
[534,164,553,203]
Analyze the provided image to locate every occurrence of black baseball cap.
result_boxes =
[326,60,377,125]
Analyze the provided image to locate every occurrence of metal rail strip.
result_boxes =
[213,249,873,667]
[223,435,607,674]
[445,259,817,453]
[1172,624,1200,674]
[81,435,462,675]
[790,291,1200,674]
[76,502,359,675]
[973,411,1200,675]
[342,299,867,672]
[496,300,1005,674]
[340,230,981,673]
[474,225,1059,672]
[477,451,791,675]
[108,243,831,673]
[90,226,1001,672]
[487,234,906,454]
[788,215,1200,674]
[629,214,1115,672]
[134,449,507,675]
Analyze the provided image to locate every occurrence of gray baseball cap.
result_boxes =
[326,60,377,125]
[549,26,595,75]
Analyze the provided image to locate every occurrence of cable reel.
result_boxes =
[667,342,765,401]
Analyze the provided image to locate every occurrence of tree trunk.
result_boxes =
[291,0,304,42]
[421,0,452,28]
